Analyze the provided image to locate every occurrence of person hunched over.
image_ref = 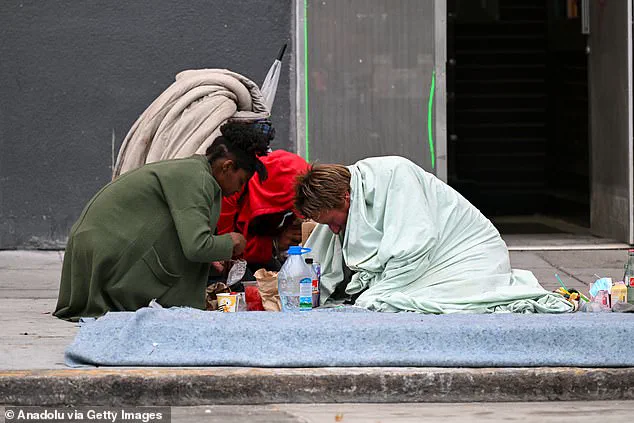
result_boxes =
[54,121,271,321]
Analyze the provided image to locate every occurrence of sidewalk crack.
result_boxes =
[534,252,590,286]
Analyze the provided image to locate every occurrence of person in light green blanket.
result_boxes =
[295,156,572,314]
[54,122,270,321]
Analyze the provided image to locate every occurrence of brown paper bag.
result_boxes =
[254,268,281,312]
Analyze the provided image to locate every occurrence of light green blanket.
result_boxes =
[305,156,572,314]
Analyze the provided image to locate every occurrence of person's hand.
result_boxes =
[229,232,246,257]
[277,221,302,252]
[210,261,225,274]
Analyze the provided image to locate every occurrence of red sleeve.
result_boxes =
[218,191,273,266]
[243,234,274,266]
[217,193,239,235]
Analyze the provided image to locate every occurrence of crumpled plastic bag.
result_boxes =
[227,259,247,287]
[254,268,281,312]
[148,299,164,309]
[589,277,613,297]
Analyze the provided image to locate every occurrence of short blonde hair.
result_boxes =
[294,164,351,219]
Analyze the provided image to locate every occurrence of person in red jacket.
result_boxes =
[215,149,310,274]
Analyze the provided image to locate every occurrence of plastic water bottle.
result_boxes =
[277,246,312,312]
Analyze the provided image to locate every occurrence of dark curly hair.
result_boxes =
[206,122,270,181]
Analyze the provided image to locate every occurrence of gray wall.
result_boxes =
[305,0,439,172]
[0,1,293,249]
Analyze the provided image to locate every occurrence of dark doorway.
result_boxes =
[447,0,590,232]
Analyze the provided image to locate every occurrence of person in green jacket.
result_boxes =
[54,122,270,321]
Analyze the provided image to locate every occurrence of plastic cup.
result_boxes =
[216,293,238,312]
[235,292,247,312]
[243,281,265,311]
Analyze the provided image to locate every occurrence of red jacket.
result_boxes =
[217,150,309,266]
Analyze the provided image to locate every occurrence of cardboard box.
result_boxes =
[301,220,318,245]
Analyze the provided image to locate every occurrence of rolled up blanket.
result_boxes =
[113,69,270,178]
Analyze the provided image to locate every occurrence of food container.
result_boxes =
[216,293,238,312]
[242,281,265,311]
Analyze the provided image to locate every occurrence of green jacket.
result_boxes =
[54,155,234,321]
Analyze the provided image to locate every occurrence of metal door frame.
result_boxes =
[619,0,634,244]
[587,0,634,244]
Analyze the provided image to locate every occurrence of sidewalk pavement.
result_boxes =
[1,249,633,406]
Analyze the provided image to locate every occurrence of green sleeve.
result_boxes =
[171,207,234,262]
[158,161,234,262]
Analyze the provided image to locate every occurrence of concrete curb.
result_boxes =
[2,367,634,405]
